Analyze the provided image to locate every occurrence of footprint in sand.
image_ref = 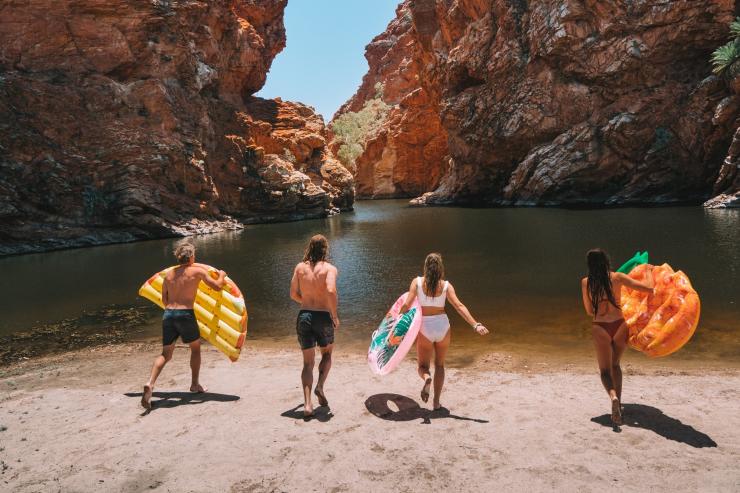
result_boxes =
[370,442,385,453]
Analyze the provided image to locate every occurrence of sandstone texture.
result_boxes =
[0,0,353,256]
[338,0,740,207]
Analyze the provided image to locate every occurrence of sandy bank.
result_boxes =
[1,343,739,492]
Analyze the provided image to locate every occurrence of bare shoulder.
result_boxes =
[188,265,208,278]
[611,272,627,283]
[324,262,338,274]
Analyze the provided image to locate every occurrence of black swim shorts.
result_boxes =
[162,309,200,345]
[296,310,335,350]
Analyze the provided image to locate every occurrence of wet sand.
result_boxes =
[1,343,739,492]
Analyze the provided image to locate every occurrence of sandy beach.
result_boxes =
[1,342,738,493]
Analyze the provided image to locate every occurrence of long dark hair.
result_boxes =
[586,248,618,315]
[423,253,444,296]
[303,234,328,264]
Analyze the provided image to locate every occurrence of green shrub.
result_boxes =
[332,83,391,171]
[730,17,740,38]
[712,40,740,75]
[712,18,740,76]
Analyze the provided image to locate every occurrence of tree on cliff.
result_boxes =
[331,83,390,171]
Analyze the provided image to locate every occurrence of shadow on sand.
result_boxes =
[281,404,334,422]
[591,403,717,448]
[365,393,488,425]
[125,391,240,415]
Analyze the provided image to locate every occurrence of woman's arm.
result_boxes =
[581,278,594,316]
[615,270,654,294]
[447,283,489,335]
[399,278,418,314]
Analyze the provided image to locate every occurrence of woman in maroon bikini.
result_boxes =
[581,249,654,425]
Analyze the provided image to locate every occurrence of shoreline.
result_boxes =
[4,312,740,373]
[3,338,740,379]
[0,207,347,258]
[1,343,738,492]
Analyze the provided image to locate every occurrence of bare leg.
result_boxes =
[432,330,451,410]
[416,333,433,403]
[592,326,621,424]
[301,347,316,416]
[189,340,207,393]
[611,323,629,404]
[142,344,175,410]
[314,344,333,407]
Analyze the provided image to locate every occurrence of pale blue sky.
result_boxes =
[256,0,400,121]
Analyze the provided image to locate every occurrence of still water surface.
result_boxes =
[1,201,738,365]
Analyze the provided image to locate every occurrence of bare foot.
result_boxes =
[314,387,328,407]
[190,383,208,393]
[433,402,442,410]
[303,403,314,418]
[611,397,622,425]
[141,385,152,411]
[421,377,432,403]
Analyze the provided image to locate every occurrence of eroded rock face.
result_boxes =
[704,78,740,208]
[333,3,448,199]
[0,0,353,255]
[343,0,738,206]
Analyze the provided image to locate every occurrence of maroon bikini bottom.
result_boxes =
[594,318,625,339]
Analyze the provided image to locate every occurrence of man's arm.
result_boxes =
[162,276,169,306]
[200,268,227,290]
[326,266,339,327]
[290,265,303,304]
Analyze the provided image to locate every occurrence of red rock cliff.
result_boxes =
[332,3,448,199]
[339,0,739,207]
[0,0,354,255]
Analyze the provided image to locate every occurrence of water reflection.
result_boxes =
[0,201,738,365]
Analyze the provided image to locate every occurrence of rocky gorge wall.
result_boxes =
[0,0,354,256]
[336,0,740,208]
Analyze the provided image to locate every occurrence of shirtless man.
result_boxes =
[290,234,339,417]
[141,243,226,411]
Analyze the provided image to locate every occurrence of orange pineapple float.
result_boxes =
[619,255,700,357]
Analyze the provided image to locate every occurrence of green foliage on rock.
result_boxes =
[712,17,740,76]
[331,83,390,171]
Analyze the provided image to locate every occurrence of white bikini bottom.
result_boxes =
[420,314,450,343]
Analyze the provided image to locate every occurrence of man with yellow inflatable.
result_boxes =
[140,243,227,411]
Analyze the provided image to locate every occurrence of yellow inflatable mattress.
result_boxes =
[139,264,248,361]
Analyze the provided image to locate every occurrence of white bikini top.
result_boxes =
[416,277,448,308]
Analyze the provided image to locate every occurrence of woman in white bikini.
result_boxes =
[400,253,489,409]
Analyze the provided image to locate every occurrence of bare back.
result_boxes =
[581,271,653,321]
[163,265,210,309]
[594,273,625,320]
[293,261,337,312]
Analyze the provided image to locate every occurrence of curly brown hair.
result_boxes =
[174,242,195,265]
